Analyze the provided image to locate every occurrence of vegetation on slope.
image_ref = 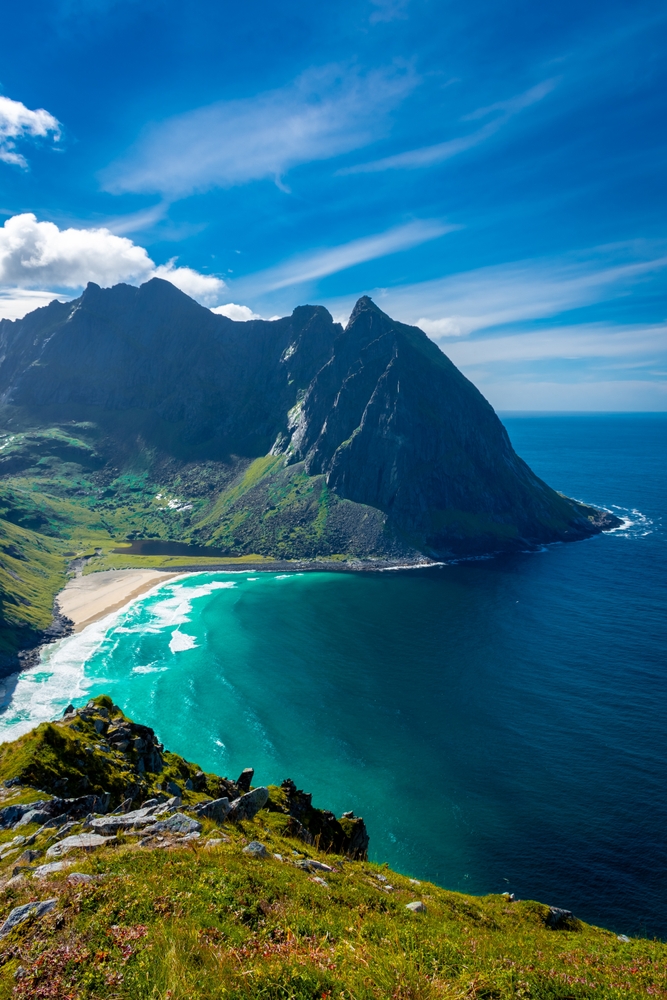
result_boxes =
[0,697,662,1000]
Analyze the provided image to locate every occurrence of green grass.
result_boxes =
[0,698,664,1000]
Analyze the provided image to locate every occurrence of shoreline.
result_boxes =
[56,568,186,632]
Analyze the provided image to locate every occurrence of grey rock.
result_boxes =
[67,873,94,884]
[46,833,113,858]
[617,934,631,943]
[142,813,202,836]
[228,786,269,822]
[194,797,231,823]
[165,780,182,797]
[311,875,328,887]
[16,850,41,864]
[406,901,426,913]
[32,861,70,878]
[296,859,333,873]
[1,800,50,829]
[236,768,254,793]
[243,841,269,858]
[90,804,158,835]
[0,899,57,938]
[546,906,576,930]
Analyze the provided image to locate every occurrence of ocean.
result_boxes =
[1,413,665,938]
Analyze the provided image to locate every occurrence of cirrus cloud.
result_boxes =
[101,63,418,198]
[0,213,225,317]
[0,95,61,169]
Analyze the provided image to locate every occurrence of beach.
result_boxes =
[56,569,183,631]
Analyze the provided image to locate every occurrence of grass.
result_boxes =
[0,697,664,999]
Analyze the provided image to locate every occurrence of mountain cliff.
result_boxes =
[0,278,616,558]
[0,279,619,667]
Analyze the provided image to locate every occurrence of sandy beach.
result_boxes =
[56,569,184,632]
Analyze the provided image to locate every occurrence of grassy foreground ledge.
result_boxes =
[0,698,663,999]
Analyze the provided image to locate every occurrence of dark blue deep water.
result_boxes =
[3,414,666,938]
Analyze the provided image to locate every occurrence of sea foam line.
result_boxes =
[0,571,236,743]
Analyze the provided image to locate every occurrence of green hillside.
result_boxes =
[0,697,663,1000]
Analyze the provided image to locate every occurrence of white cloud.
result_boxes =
[340,79,557,175]
[238,219,455,295]
[211,303,262,321]
[0,95,61,169]
[364,250,667,336]
[101,63,418,198]
[0,213,225,318]
[369,0,409,23]
[153,259,224,305]
[444,323,667,366]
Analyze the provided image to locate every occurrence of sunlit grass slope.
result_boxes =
[0,697,663,1000]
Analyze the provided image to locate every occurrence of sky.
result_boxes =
[0,0,665,410]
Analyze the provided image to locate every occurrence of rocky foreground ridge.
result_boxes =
[0,696,661,999]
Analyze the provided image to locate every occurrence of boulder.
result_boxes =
[546,906,578,930]
[0,899,57,938]
[406,901,426,913]
[32,861,70,879]
[243,841,269,858]
[236,768,254,794]
[193,797,231,823]
[46,833,113,858]
[142,813,202,836]
[228,786,269,822]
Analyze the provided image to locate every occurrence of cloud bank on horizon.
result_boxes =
[0,0,665,409]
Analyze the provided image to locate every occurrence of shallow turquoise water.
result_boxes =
[1,414,665,938]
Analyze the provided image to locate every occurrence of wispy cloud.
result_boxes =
[369,0,409,24]
[340,79,557,175]
[445,323,667,366]
[102,64,418,199]
[0,213,225,318]
[238,219,455,295]
[356,248,667,336]
[0,95,61,169]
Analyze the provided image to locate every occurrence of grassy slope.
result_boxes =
[0,698,663,1000]
[0,431,368,668]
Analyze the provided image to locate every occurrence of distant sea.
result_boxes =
[1,414,665,938]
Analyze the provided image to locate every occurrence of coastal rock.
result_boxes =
[46,833,113,858]
[236,768,254,794]
[0,899,57,938]
[228,786,269,822]
[406,901,427,913]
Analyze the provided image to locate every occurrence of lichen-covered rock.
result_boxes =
[46,833,113,858]
[0,899,57,937]
[228,787,269,822]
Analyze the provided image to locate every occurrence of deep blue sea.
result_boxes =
[1,414,665,938]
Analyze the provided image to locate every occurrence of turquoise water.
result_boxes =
[1,413,666,938]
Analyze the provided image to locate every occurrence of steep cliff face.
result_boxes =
[0,280,618,564]
[279,296,613,554]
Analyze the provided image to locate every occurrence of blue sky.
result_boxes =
[0,0,665,409]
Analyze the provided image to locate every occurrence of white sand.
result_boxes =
[56,569,182,631]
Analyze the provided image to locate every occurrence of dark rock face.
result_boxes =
[0,279,339,459]
[281,296,618,554]
[0,279,619,558]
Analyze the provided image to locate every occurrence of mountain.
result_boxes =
[0,279,619,668]
[0,278,617,556]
